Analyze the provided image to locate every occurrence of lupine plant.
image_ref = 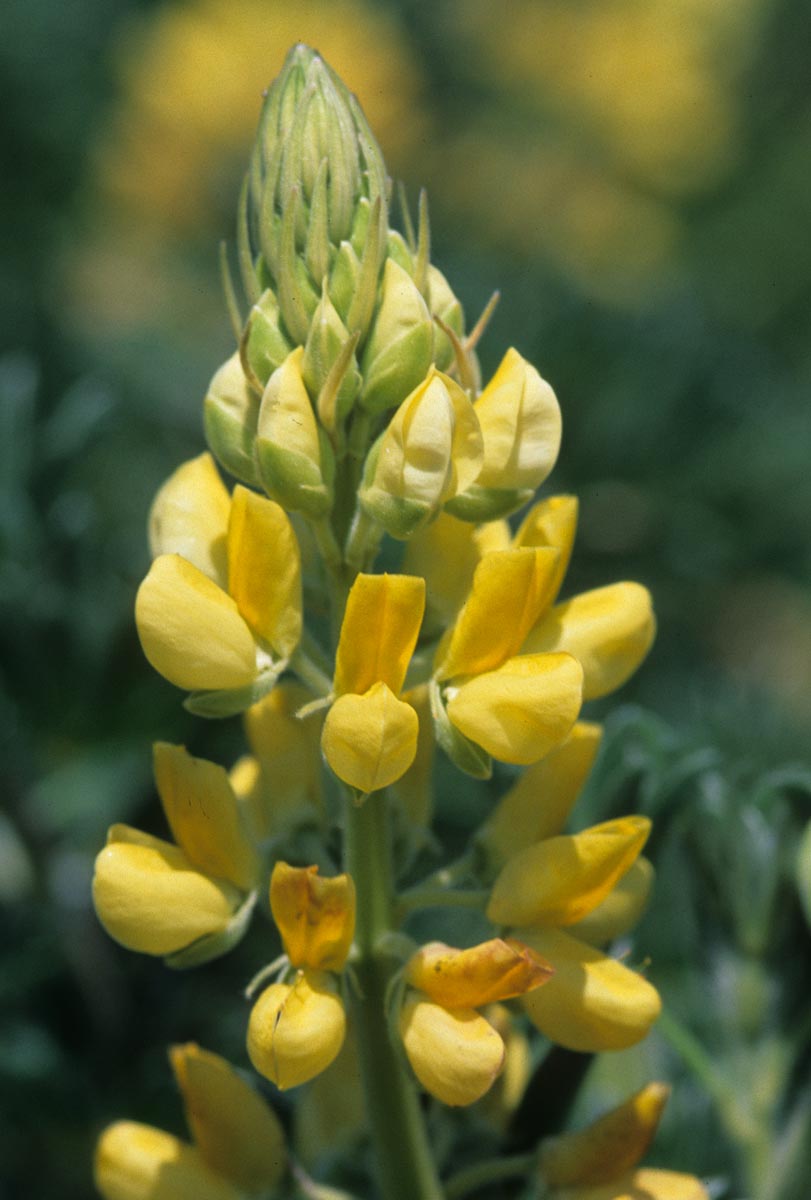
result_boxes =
[92,45,710,1200]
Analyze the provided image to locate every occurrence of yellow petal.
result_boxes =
[540,1081,670,1187]
[153,743,259,891]
[135,554,256,691]
[257,345,323,476]
[476,722,603,872]
[226,485,302,656]
[92,827,241,956]
[402,511,511,628]
[243,683,324,837]
[270,862,356,971]
[399,992,505,1107]
[553,1168,709,1200]
[247,969,346,1090]
[333,573,425,696]
[513,494,579,603]
[148,452,231,586]
[405,938,553,1008]
[322,683,419,793]
[568,857,655,946]
[524,583,655,700]
[436,549,562,680]
[486,816,651,927]
[446,653,583,764]
[473,348,561,491]
[169,1043,286,1192]
[94,1121,240,1200]
[518,928,661,1052]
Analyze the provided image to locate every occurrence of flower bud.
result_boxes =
[302,284,361,435]
[359,259,435,414]
[427,264,465,372]
[270,863,356,972]
[203,353,262,488]
[359,368,483,539]
[94,1121,239,1200]
[256,347,335,516]
[240,288,293,392]
[247,969,346,1089]
[446,348,561,522]
[399,991,505,1107]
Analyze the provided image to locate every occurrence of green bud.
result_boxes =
[360,259,435,414]
[386,230,415,275]
[203,353,262,487]
[256,347,335,517]
[241,44,389,345]
[444,485,535,523]
[240,289,293,392]
[429,679,492,780]
[302,285,361,436]
[357,434,431,539]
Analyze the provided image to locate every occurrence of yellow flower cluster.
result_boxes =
[92,43,707,1200]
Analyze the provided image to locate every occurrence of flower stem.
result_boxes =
[343,790,444,1200]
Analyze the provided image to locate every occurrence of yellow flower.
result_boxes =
[135,454,301,709]
[359,367,483,538]
[550,1169,709,1200]
[446,347,562,520]
[399,937,552,1106]
[432,548,584,768]
[169,1043,286,1193]
[92,743,259,965]
[322,573,425,793]
[248,969,346,1090]
[402,510,511,631]
[95,1122,240,1200]
[270,862,356,972]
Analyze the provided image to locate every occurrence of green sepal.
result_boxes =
[427,264,464,372]
[329,242,361,323]
[203,353,262,487]
[360,260,434,414]
[164,889,258,969]
[183,663,286,719]
[429,679,492,780]
[255,425,335,518]
[444,485,535,523]
[240,288,293,392]
[302,286,362,429]
[386,230,414,274]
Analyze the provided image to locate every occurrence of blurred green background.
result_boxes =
[2,0,810,1196]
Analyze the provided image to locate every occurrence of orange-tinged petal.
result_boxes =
[226,485,302,656]
[333,573,425,696]
[247,969,346,1090]
[169,1043,286,1192]
[524,582,655,700]
[148,452,231,586]
[322,683,419,793]
[92,827,240,956]
[435,549,561,681]
[270,862,356,971]
[553,1168,709,1200]
[135,554,257,691]
[399,992,505,1107]
[405,938,553,1008]
[518,928,661,1052]
[446,653,583,764]
[540,1081,670,1187]
[153,742,259,891]
[487,816,651,928]
[94,1121,240,1200]
[513,494,579,603]
[477,722,602,872]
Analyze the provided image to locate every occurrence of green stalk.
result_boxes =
[343,790,444,1200]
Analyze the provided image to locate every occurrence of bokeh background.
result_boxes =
[2,0,811,1196]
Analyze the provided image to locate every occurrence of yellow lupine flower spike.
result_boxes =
[540,1081,670,1188]
[486,816,651,928]
[405,938,553,1008]
[248,968,346,1090]
[94,1121,241,1200]
[398,991,505,1107]
[270,862,356,971]
[523,580,656,701]
[517,927,662,1052]
[169,1043,286,1194]
[322,573,425,792]
[475,722,603,874]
